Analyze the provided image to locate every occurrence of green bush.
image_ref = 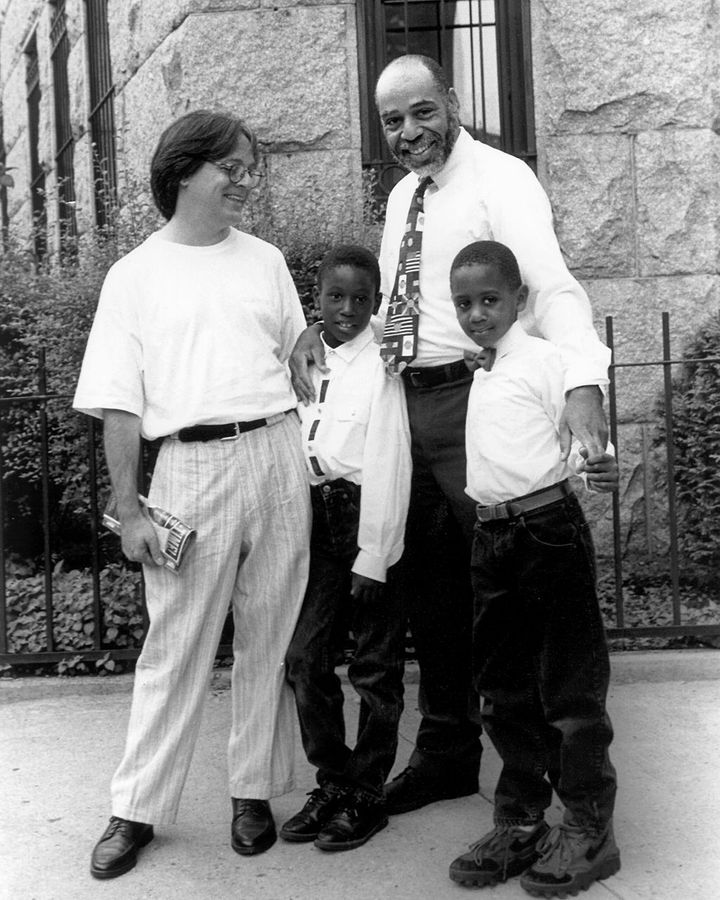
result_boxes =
[662,312,720,580]
[0,184,162,563]
[4,559,143,672]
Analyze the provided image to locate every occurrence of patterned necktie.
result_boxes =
[380,177,432,373]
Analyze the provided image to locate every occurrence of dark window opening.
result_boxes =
[51,0,77,254]
[25,33,47,260]
[85,0,116,229]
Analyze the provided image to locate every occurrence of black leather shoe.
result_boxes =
[385,766,478,815]
[279,786,346,843]
[314,799,388,851]
[231,798,276,856]
[90,816,154,880]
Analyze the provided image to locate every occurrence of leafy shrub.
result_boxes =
[4,559,143,666]
[657,313,720,583]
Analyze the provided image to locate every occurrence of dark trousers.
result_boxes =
[471,491,617,832]
[397,372,483,780]
[285,479,406,802]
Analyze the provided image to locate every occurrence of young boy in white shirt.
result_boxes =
[282,245,412,852]
[446,240,621,897]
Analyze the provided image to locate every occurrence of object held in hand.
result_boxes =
[103,495,196,572]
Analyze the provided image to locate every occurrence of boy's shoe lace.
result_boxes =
[520,821,621,897]
[449,821,549,887]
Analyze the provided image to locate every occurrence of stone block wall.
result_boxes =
[0,0,363,244]
[531,0,720,558]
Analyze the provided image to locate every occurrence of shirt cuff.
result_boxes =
[351,550,388,583]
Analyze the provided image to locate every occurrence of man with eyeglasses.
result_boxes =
[74,109,311,879]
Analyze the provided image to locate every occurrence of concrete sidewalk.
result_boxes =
[1,650,719,900]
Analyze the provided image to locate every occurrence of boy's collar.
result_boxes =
[492,320,526,359]
[320,325,375,360]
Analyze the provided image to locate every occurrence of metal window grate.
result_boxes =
[50,0,77,252]
[25,34,47,259]
[85,0,117,229]
[357,0,536,198]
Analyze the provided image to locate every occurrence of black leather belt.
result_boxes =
[177,411,290,442]
[476,480,572,523]
[401,359,471,389]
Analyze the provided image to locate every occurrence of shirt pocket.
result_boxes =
[333,392,370,427]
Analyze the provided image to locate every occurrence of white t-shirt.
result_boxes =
[73,228,306,440]
[378,128,611,393]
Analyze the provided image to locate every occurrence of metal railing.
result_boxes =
[604,312,719,640]
[1,314,719,667]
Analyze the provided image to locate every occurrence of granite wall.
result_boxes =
[530,0,720,557]
[0,0,363,243]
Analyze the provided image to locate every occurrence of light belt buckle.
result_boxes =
[220,423,242,441]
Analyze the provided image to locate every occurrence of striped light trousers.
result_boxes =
[110,413,311,825]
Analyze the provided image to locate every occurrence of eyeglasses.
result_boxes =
[206,160,265,187]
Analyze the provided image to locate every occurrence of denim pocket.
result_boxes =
[519,504,582,550]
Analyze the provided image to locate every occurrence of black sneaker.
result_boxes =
[314,798,388,851]
[279,786,346,843]
[385,765,478,815]
[520,822,621,897]
[449,822,549,887]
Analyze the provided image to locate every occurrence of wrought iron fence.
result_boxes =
[1,313,719,668]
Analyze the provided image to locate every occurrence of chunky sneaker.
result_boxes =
[449,821,549,887]
[520,822,621,897]
[385,765,478,815]
[279,785,346,843]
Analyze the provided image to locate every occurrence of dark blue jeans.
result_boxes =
[285,479,406,802]
[471,491,617,833]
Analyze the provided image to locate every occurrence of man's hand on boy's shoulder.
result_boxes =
[576,447,619,494]
[351,572,384,603]
[289,322,326,405]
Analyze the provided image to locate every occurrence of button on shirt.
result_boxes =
[465,321,595,505]
[378,128,611,394]
[298,328,412,582]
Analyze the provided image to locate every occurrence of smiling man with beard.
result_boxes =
[75,110,311,879]
[290,53,611,828]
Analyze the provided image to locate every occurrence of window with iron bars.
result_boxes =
[85,0,117,230]
[357,0,536,199]
[25,33,47,260]
[51,0,77,254]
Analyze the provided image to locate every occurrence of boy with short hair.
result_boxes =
[282,245,412,852]
[446,240,620,897]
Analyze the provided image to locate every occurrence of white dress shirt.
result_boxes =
[298,328,412,582]
[73,229,305,440]
[378,128,610,394]
[465,322,595,505]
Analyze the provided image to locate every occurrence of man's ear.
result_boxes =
[516,284,529,313]
[448,87,460,116]
[373,292,382,315]
[312,285,321,309]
